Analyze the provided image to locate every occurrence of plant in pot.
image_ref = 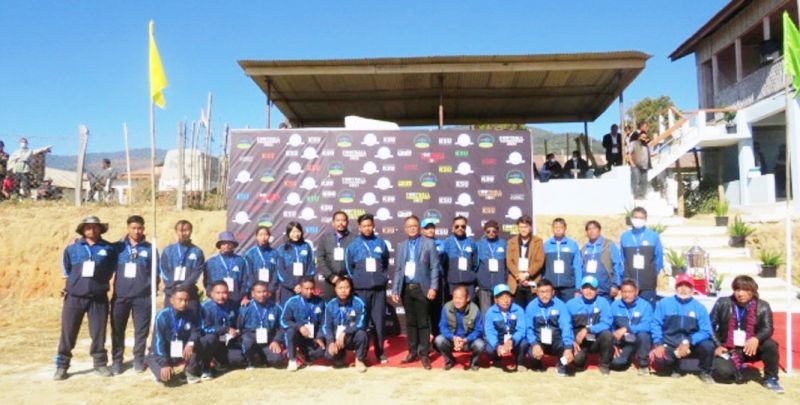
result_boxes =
[648,224,667,234]
[758,250,783,278]
[623,206,633,226]
[728,216,755,247]
[666,248,687,276]
[714,199,729,227]
[723,111,737,133]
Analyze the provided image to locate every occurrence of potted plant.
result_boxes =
[728,216,755,247]
[648,224,667,234]
[666,248,687,276]
[714,199,729,227]
[758,250,784,278]
[623,206,633,226]
[724,111,737,134]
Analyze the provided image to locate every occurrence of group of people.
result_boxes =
[54,208,783,393]
[0,137,51,200]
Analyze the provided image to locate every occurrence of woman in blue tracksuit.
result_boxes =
[276,222,316,305]
[244,226,279,296]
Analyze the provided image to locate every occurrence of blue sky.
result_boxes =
[0,0,728,155]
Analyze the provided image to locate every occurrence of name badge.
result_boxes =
[170,339,184,358]
[293,262,304,276]
[336,325,346,338]
[82,261,95,278]
[258,268,270,282]
[458,256,468,271]
[174,266,187,281]
[503,333,512,344]
[305,322,315,338]
[224,277,235,292]
[404,262,416,279]
[586,259,598,274]
[518,257,529,271]
[489,259,499,272]
[334,247,345,261]
[365,257,377,273]
[124,262,137,278]
[733,329,746,347]
[541,327,553,345]
[553,259,565,274]
[585,333,596,342]
[633,254,645,270]
[256,327,269,344]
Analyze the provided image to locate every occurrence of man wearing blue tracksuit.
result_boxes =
[198,281,244,377]
[581,220,623,302]
[54,216,118,380]
[525,279,574,375]
[243,226,279,296]
[651,274,715,383]
[160,220,205,314]
[441,216,478,300]
[281,276,326,371]
[344,213,390,363]
[566,276,614,374]
[610,279,653,374]
[111,215,155,375]
[323,277,369,371]
[484,284,527,371]
[620,207,664,306]
[542,218,583,302]
[147,286,203,385]
[238,281,285,368]
[204,232,250,305]
[476,220,508,315]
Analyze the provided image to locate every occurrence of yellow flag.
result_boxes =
[149,20,168,109]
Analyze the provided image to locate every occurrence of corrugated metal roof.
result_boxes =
[670,0,751,61]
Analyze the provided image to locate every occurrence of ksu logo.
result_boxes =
[235,192,250,201]
[258,214,274,227]
[419,172,437,188]
[477,133,495,148]
[413,134,431,149]
[328,162,344,176]
[338,189,356,204]
[507,170,525,185]
[336,135,353,148]
[236,138,253,150]
[422,209,442,225]
[259,169,275,183]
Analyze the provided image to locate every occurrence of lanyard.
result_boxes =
[406,237,418,262]
[487,239,498,259]
[555,239,563,260]
[215,303,229,326]
[83,244,94,261]
[625,303,635,326]
[734,305,746,329]
[257,245,270,268]
[218,255,234,278]
[336,233,345,247]
[588,239,599,259]
[126,241,138,262]
[632,232,645,254]
[255,302,269,327]
[455,237,468,257]
[293,245,303,263]
[586,302,596,326]
[171,311,185,339]
[361,238,376,258]
[539,307,549,326]
[520,240,529,258]
[304,298,315,321]
[337,302,351,325]
[502,311,511,330]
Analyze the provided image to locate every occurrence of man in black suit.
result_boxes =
[563,150,589,178]
[602,124,623,169]
[316,211,355,301]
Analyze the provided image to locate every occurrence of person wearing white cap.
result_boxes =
[565,275,614,374]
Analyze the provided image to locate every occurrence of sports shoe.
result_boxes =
[637,367,650,376]
[556,365,568,377]
[355,359,367,373]
[245,365,256,371]
[671,371,682,379]
[201,370,214,381]
[517,364,528,372]
[94,366,113,377]
[763,377,785,394]
[287,360,299,372]
[599,366,610,375]
[186,371,201,384]
[443,361,454,371]
[110,362,123,375]
[378,355,388,364]
[53,368,68,381]
[699,372,715,384]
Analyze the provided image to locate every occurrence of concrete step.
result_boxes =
[666,246,751,259]
[650,216,685,226]
[662,234,730,248]
[661,226,727,237]
[710,259,761,275]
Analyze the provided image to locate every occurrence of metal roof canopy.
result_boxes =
[669,0,750,61]
[239,52,650,127]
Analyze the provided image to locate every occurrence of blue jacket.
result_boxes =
[149,306,200,366]
[203,253,249,302]
[62,238,117,297]
[238,299,284,344]
[113,237,155,298]
[566,295,613,335]
[525,297,573,346]
[280,294,325,340]
[542,236,583,290]
[200,299,240,337]
[581,237,623,296]
[391,236,441,295]
[619,228,664,291]
[244,244,278,293]
[442,235,478,285]
[476,237,508,290]
[323,296,366,343]
[344,235,390,289]
[160,242,204,297]
[276,241,315,290]
[611,297,653,335]
[483,303,526,350]
[438,302,483,344]
[652,295,713,347]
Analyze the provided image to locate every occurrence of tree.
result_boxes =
[470,123,527,131]
[627,96,675,132]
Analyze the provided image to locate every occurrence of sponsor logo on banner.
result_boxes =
[419,172,437,188]
[477,133,495,148]
[360,192,379,206]
[321,190,336,199]
[397,149,413,157]
[382,136,396,144]
[286,162,303,175]
[381,227,397,235]
[438,196,452,204]
[403,163,418,172]
[302,146,319,160]
[342,149,367,161]
[259,169,275,183]
[321,179,335,187]
[235,170,253,183]
[258,192,280,203]
[499,135,525,146]
[298,207,317,221]
[256,136,281,147]
[300,177,318,190]
[328,162,344,176]
[261,151,276,160]
[405,191,431,203]
[321,149,335,157]
[506,151,526,165]
[413,134,431,149]
[258,214,274,227]
[398,180,413,188]
[362,133,380,147]
[306,226,320,234]
[235,192,250,201]
[375,146,393,160]
[361,161,380,175]
[375,208,393,221]
[285,192,302,206]
[375,177,393,190]
[438,137,453,145]
[509,193,526,201]
[482,206,496,214]
[505,206,523,220]
[342,177,367,188]
[397,210,413,218]
[282,210,297,218]
[307,136,322,144]
[438,165,453,173]
[481,158,497,166]
[478,190,503,200]
[455,193,475,207]
[421,152,445,163]
[338,189,356,204]
[336,135,353,148]
[287,134,305,147]
[381,163,396,172]
[454,150,469,157]
[305,195,320,203]
[480,175,495,184]
[240,156,254,163]
[320,204,334,212]
[506,170,525,185]
[455,133,473,147]
[381,195,396,203]
[236,138,253,150]
[455,162,474,175]
[285,150,299,157]
[283,179,298,188]
[455,180,470,188]
[233,211,251,225]
[422,209,443,224]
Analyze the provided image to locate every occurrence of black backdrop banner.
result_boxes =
[227,130,533,261]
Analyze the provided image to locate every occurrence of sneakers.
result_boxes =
[556,365,568,377]
[443,361,454,371]
[599,366,610,375]
[671,371,682,379]
[355,359,367,373]
[110,362,123,376]
[201,370,214,381]
[763,377,785,394]
[637,367,650,376]
[94,366,113,377]
[517,364,528,372]
[245,365,256,371]
[186,371,201,384]
[53,368,68,381]
[378,355,388,364]
[287,360,299,372]
[699,372,715,384]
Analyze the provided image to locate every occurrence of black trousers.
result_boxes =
[324,330,369,362]
[147,351,202,381]
[197,334,245,369]
[573,330,614,369]
[111,295,151,364]
[713,339,780,381]
[611,331,652,369]
[529,339,567,370]
[653,340,715,374]
[514,287,535,308]
[56,294,109,369]
[355,288,386,358]
[555,287,576,303]
[285,327,325,362]
[434,335,485,366]
[402,284,431,356]
[240,331,285,367]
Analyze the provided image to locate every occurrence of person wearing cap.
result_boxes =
[484,283,527,371]
[476,220,508,315]
[441,216,478,302]
[54,216,118,380]
[709,275,783,392]
[507,215,544,308]
[197,280,244,379]
[160,220,205,314]
[525,278,574,375]
[435,285,485,371]
[316,211,355,301]
[276,221,316,305]
[610,279,653,375]
[7,136,50,197]
[390,215,441,370]
[651,273,715,384]
[620,207,664,307]
[203,231,250,305]
[566,275,614,374]
[421,218,446,337]
[281,276,326,371]
[35,176,60,200]
[581,220,623,302]
[147,285,203,385]
[110,215,155,375]
[323,276,369,372]
[238,281,286,369]
[244,226,278,297]
[344,213,390,363]
[542,218,583,302]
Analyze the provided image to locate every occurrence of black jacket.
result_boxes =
[709,296,774,347]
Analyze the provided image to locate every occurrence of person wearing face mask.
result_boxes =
[710,276,783,393]
[609,279,653,375]
[160,220,205,314]
[244,226,278,297]
[476,220,508,315]
[203,232,250,306]
[276,222,316,305]
[651,274,715,384]
[563,150,589,179]
[7,137,50,197]
[316,211,355,301]
[541,153,562,182]
[620,207,663,307]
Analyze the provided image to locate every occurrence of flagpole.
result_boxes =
[784,76,794,376]
[150,100,158,329]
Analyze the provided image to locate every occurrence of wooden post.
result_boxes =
[544,140,549,157]
[203,92,213,203]
[177,122,185,211]
[190,121,198,203]
[220,123,229,201]
[123,122,133,205]
[438,75,444,129]
[75,125,89,207]
[266,80,272,129]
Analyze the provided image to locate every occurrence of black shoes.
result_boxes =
[53,368,67,381]
[400,354,418,364]
[421,357,431,370]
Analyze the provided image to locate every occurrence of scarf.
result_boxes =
[724,298,757,369]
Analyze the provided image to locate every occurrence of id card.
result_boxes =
[224,277,235,292]
[489,259,499,272]
[404,262,416,279]
[82,261,95,277]
[170,340,183,358]
[174,266,186,281]
[334,247,345,261]
[586,259,597,274]
[518,257,529,271]
[336,325,346,338]
[293,262,304,276]
[256,327,268,344]
[458,256,468,271]
[258,268,270,282]
[124,262,137,278]
[541,327,553,345]
[553,259,565,274]
[365,257,377,273]
[305,322,315,338]
[586,333,596,342]
[633,254,645,270]
[733,329,746,347]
